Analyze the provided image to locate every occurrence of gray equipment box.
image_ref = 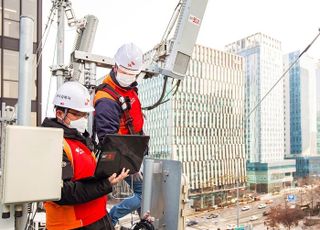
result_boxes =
[1,126,63,204]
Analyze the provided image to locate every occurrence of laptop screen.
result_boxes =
[95,134,150,178]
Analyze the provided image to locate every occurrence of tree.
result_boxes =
[265,205,305,230]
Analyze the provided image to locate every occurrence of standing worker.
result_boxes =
[94,43,146,226]
[42,81,129,230]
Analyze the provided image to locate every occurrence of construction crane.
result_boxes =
[0,0,208,229]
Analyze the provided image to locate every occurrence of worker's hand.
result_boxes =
[108,168,130,185]
[132,171,143,182]
[142,211,154,223]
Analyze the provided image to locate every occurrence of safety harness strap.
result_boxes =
[63,139,74,175]
[96,83,136,135]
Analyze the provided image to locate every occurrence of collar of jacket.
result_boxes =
[104,69,138,92]
[41,117,90,147]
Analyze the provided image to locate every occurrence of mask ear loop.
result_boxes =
[57,108,69,124]
[62,108,69,121]
[114,65,119,75]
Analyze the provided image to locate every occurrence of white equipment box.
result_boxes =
[1,126,63,204]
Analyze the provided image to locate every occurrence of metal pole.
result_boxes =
[236,155,240,228]
[16,16,34,230]
[57,2,65,87]
[17,16,34,126]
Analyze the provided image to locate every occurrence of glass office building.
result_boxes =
[318,111,320,154]
[226,33,295,193]
[283,51,317,156]
[283,52,319,178]
[316,64,320,154]
[0,0,42,125]
[294,156,320,178]
[139,44,246,208]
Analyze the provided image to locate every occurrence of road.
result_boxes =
[185,192,289,230]
[115,186,317,229]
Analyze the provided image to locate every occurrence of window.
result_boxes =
[4,19,19,38]
[3,50,19,81]
[22,0,38,42]
[4,0,19,20]
[3,0,20,38]
[3,50,37,100]
[3,81,18,98]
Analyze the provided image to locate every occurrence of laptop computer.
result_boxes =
[95,134,150,178]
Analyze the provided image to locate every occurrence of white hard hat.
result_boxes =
[114,43,143,75]
[53,81,94,112]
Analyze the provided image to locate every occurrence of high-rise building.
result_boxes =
[0,0,42,125]
[226,33,295,193]
[284,52,319,178]
[283,51,317,156]
[316,62,320,154]
[139,44,246,208]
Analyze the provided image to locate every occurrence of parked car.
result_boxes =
[250,215,259,221]
[258,203,267,209]
[241,205,250,211]
[186,220,198,226]
[206,213,219,219]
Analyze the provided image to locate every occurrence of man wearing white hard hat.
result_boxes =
[94,43,147,226]
[42,81,129,230]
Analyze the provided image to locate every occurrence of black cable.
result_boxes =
[171,80,181,96]
[163,79,180,99]
[143,78,181,110]
[142,76,169,111]
[29,207,39,229]
[24,203,33,230]
[131,219,155,230]
[245,29,320,121]
[24,213,31,230]
[157,79,181,106]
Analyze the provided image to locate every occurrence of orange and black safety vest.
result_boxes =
[94,75,144,135]
[45,138,107,230]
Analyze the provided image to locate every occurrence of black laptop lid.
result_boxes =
[95,134,150,178]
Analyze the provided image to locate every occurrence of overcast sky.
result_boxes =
[41,0,320,116]
[42,0,320,55]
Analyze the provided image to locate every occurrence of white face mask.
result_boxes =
[116,72,136,87]
[69,117,88,133]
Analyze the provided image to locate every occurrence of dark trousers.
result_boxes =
[75,215,114,230]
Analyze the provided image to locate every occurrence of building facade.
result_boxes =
[316,63,320,154]
[283,52,318,178]
[283,51,317,156]
[139,44,246,209]
[294,156,320,178]
[226,33,295,193]
[0,0,42,125]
